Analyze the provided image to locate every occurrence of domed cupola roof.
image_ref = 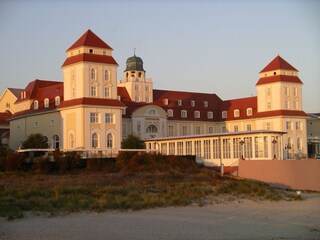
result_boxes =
[124,54,145,72]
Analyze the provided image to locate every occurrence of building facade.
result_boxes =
[0,30,309,163]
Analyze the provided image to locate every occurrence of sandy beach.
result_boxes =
[1,194,319,240]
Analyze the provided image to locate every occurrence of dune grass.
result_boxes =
[0,154,296,220]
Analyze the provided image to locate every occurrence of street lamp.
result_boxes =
[239,139,245,160]
[272,138,277,159]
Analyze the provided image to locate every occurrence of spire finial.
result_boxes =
[134,47,136,56]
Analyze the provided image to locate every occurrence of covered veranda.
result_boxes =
[145,130,286,167]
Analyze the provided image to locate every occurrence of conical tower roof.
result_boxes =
[67,29,113,51]
[260,55,298,73]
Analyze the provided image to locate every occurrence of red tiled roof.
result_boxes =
[221,96,257,121]
[117,87,132,102]
[15,80,63,103]
[58,97,126,109]
[62,53,118,67]
[260,55,298,73]
[67,29,113,51]
[256,75,303,86]
[7,88,23,98]
[254,110,308,118]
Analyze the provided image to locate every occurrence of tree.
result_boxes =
[121,134,145,149]
[21,133,49,149]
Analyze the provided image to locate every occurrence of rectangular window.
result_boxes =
[286,121,292,130]
[266,122,271,130]
[195,126,201,134]
[168,126,174,136]
[296,121,302,130]
[178,100,182,106]
[222,139,231,159]
[293,87,297,97]
[204,140,211,159]
[221,126,226,133]
[104,87,110,98]
[212,139,221,159]
[267,101,272,110]
[145,86,149,92]
[204,101,208,107]
[161,143,167,155]
[186,141,192,155]
[246,124,251,131]
[91,86,97,97]
[135,96,140,102]
[105,113,114,124]
[169,142,175,155]
[90,113,99,123]
[195,140,201,157]
[208,126,214,134]
[191,100,195,107]
[234,125,239,132]
[50,120,54,126]
[135,85,140,91]
[177,142,183,155]
[182,126,188,136]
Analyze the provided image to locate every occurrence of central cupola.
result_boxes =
[118,53,153,103]
[125,54,145,72]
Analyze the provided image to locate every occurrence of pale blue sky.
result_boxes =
[0,0,319,112]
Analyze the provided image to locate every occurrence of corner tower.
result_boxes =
[118,53,153,103]
[256,55,303,112]
[62,29,118,101]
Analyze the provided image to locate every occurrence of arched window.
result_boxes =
[69,134,74,148]
[146,124,158,133]
[90,69,96,80]
[194,111,200,118]
[55,96,60,106]
[247,108,253,116]
[297,138,302,150]
[52,135,60,149]
[104,70,109,81]
[34,100,38,109]
[234,109,240,118]
[148,109,156,115]
[222,111,227,118]
[91,133,98,148]
[207,111,213,119]
[181,110,187,118]
[167,109,173,117]
[44,98,49,108]
[107,133,113,148]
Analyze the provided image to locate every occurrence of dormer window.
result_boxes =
[222,111,227,119]
[191,100,195,107]
[207,111,213,119]
[55,96,60,106]
[167,109,173,117]
[163,99,168,105]
[204,101,208,107]
[234,109,240,118]
[44,98,49,108]
[194,111,200,118]
[34,100,38,110]
[247,108,253,116]
[181,110,187,118]
[178,100,182,106]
